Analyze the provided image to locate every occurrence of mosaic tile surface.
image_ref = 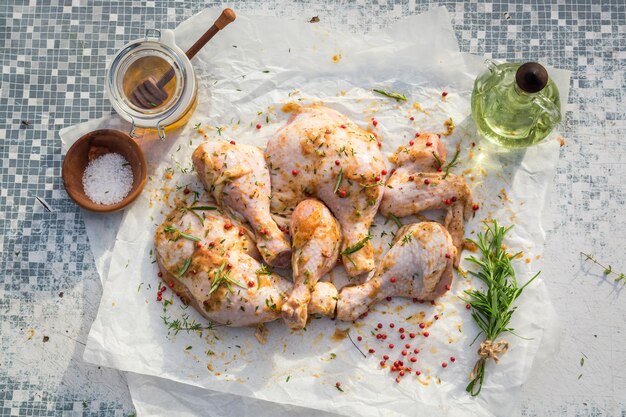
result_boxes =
[1,1,624,416]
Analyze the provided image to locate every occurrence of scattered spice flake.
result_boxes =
[26,329,35,340]
[43,336,49,343]
[331,328,349,341]
[309,16,320,23]
[185,345,192,350]
[463,239,479,253]
[332,54,342,63]
[441,117,455,136]
[281,102,301,113]
[499,188,512,203]
[286,375,291,382]
[335,382,344,392]
[255,323,268,344]
[557,136,566,147]
[207,363,214,372]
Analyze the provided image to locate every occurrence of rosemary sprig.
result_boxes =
[463,221,539,396]
[581,252,625,284]
[209,261,247,295]
[341,233,372,255]
[373,89,407,102]
[334,168,343,194]
[164,226,201,242]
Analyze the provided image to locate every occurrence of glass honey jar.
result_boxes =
[105,29,197,140]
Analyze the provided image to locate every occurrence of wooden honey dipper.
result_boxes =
[130,8,236,109]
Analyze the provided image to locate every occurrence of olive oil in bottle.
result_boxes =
[471,61,561,148]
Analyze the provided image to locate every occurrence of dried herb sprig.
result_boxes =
[161,299,213,335]
[373,89,407,102]
[581,252,625,284]
[463,221,539,396]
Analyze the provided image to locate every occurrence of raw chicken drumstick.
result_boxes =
[192,140,291,268]
[266,105,386,276]
[336,222,456,321]
[282,199,341,330]
[381,133,473,267]
[155,199,335,327]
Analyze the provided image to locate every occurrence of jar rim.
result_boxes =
[105,30,197,130]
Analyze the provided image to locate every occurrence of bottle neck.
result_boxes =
[513,82,540,98]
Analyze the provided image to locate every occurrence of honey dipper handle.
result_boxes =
[186,8,237,60]
[156,9,236,89]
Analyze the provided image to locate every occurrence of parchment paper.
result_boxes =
[61,7,570,417]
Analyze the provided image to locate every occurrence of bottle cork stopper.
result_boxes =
[515,62,549,93]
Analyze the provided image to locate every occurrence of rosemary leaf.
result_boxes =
[334,168,343,194]
[373,89,407,102]
[341,233,372,255]
[190,206,217,211]
[387,213,402,228]
[175,256,192,278]
[442,145,461,179]
[165,226,201,242]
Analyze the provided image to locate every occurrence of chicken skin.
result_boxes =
[266,105,386,276]
[388,132,447,173]
[381,133,473,267]
[336,222,456,321]
[282,199,341,330]
[155,199,335,327]
[192,140,291,268]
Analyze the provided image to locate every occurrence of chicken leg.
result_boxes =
[381,133,472,267]
[336,222,455,321]
[192,140,291,268]
[155,198,336,327]
[266,105,386,276]
[282,199,341,329]
[381,172,472,267]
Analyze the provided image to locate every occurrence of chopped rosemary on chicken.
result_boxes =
[463,221,539,396]
[164,226,201,242]
[432,144,461,179]
[189,205,217,211]
[209,261,247,295]
[334,167,344,194]
[175,256,192,277]
[341,233,372,255]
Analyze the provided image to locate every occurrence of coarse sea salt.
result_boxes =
[82,153,133,205]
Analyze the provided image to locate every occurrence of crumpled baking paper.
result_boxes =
[60,7,570,417]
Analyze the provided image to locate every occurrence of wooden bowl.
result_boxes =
[62,129,147,213]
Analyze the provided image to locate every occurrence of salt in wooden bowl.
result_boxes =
[62,129,147,213]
